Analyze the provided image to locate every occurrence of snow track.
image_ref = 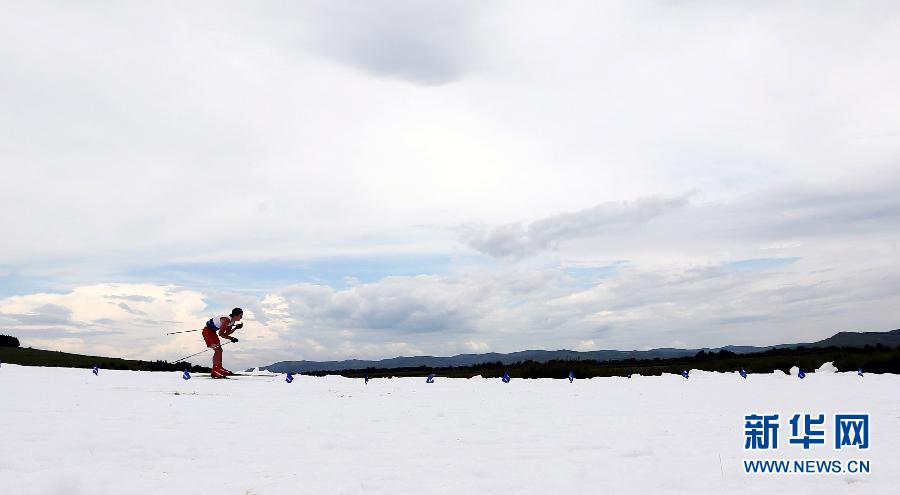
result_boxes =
[1,365,897,494]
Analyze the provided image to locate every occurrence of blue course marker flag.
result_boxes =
[797,368,806,379]
[739,368,747,379]
[182,369,191,380]
[681,370,689,379]
[502,372,510,383]
[858,368,864,377]
[92,365,99,376]
[426,374,435,383]
[286,373,294,384]
[568,371,575,383]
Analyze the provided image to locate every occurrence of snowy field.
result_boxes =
[1,364,898,495]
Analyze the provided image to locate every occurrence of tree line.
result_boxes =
[307,344,900,379]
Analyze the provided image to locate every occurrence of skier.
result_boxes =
[202,308,243,378]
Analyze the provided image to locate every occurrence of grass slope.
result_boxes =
[0,346,209,372]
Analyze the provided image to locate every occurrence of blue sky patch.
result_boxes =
[125,254,493,293]
[564,262,627,288]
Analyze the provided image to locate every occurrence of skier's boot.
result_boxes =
[211,366,229,379]
[219,366,235,376]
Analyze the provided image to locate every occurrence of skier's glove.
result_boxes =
[234,323,243,330]
[229,337,239,343]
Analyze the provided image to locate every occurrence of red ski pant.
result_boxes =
[202,327,223,368]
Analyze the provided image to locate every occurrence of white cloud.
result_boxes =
[304,0,485,85]
[460,195,690,257]
[1,1,899,365]
[575,340,596,352]
[3,239,900,368]
[3,1,899,266]
[0,284,233,364]
[464,340,490,353]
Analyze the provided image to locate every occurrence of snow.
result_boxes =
[1,364,897,494]
[244,368,279,377]
[817,361,838,373]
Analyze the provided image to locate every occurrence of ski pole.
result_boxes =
[172,340,234,364]
[168,322,243,336]
[166,329,201,335]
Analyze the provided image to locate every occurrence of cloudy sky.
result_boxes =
[2,1,899,369]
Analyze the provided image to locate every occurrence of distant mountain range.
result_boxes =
[259,328,900,374]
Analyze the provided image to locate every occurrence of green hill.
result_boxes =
[0,346,209,372]
[811,329,900,348]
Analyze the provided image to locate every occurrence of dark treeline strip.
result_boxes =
[304,344,900,379]
[0,346,210,372]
